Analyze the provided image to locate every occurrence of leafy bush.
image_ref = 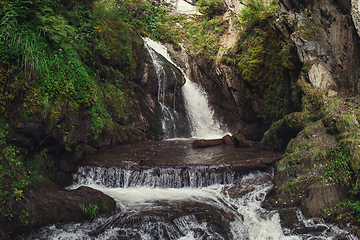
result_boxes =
[196,0,226,19]
[0,119,29,222]
[237,0,279,29]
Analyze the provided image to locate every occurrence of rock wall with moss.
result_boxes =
[258,0,360,235]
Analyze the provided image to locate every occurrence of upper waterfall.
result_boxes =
[144,38,229,139]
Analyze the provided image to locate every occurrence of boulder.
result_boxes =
[222,134,234,145]
[232,133,250,148]
[304,183,349,216]
[5,180,116,235]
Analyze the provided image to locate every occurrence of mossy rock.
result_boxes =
[261,111,311,151]
[335,113,359,133]
[232,133,250,148]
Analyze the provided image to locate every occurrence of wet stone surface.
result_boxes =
[80,139,284,168]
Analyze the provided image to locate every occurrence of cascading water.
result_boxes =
[22,163,357,240]
[144,40,180,139]
[144,38,228,139]
[181,80,225,139]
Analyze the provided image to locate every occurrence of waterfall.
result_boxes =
[181,80,225,139]
[71,165,243,189]
[144,38,228,139]
[144,41,180,139]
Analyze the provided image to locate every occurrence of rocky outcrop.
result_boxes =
[281,0,360,92]
[232,132,250,148]
[4,181,116,236]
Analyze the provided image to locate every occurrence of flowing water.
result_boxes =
[21,140,358,240]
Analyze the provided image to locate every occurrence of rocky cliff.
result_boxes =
[163,0,360,234]
[260,0,360,235]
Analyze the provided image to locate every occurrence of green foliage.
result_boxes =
[89,81,128,140]
[36,6,75,49]
[237,0,279,30]
[0,0,169,228]
[223,15,302,138]
[79,202,99,219]
[196,0,226,19]
[0,118,29,221]
[158,14,227,64]
[324,143,352,185]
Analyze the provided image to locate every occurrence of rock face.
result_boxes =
[352,0,360,37]
[282,0,360,91]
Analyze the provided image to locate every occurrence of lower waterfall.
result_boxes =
[21,162,357,239]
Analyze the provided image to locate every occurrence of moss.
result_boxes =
[232,133,250,147]
[261,111,311,151]
[335,114,359,134]
[223,16,303,137]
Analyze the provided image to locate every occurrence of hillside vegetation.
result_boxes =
[0,0,168,233]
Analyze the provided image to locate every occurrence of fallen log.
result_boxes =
[193,134,234,148]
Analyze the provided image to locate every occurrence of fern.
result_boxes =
[36,6,75,50]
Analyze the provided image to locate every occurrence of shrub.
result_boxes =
[237,0,279,29]
[196,0,226,19]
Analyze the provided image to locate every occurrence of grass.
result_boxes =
[157,14,227,65]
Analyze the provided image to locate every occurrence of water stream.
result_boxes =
[21,140,358,240]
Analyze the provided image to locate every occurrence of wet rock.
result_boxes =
[222,134,234,145]
[6,181,116,236]
[11,114,46,149]
[224,172,272,198]
[304,183,349,216]
[293,225,329,235]
[89,200,235,239]
[277,207,299,229]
